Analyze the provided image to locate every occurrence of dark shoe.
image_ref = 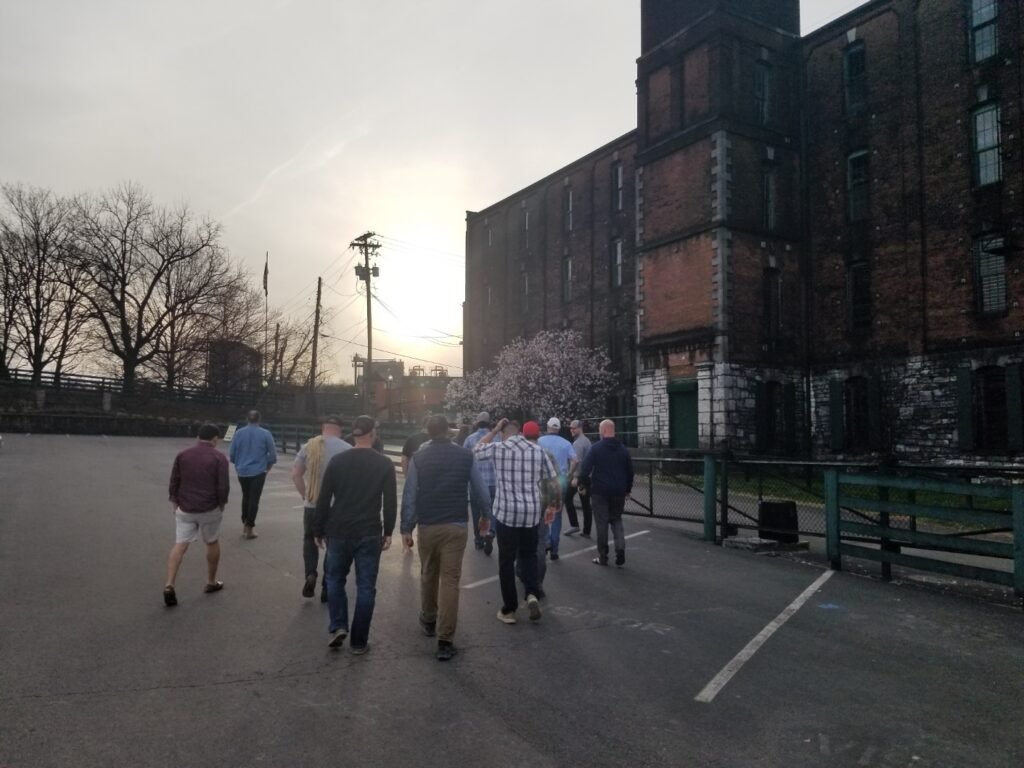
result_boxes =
[302,574,316,598]
[349,643,370,656]
[527,595,542,622]
[436,641,457,661]
[420,617,437,637]
[474,540,484,550]
[204,581,224,593]
[536,588,547,600]
[549,553,559,561]
[615,550,625,567]
[483,537,493,556]
[580,531,591,539]
[592,557,608,566]
[328,629,348,648]
[163,586,177,607]
[565,526,580,536]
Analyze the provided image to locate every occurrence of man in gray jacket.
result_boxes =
[401,415,492,660]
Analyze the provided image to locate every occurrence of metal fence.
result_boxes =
[625,455,1024,543]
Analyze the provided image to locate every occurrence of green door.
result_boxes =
[668,381,699,450]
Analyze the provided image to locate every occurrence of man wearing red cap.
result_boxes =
[473,418,560,624]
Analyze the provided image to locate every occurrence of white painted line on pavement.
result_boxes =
[694,569,834,704]
[461,530,651,590]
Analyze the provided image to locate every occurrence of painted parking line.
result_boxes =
[461,530,651,590]
[694,569,834,704]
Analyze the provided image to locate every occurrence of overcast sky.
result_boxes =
[0,0,866,382]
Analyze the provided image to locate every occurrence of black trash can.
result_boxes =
[757,500,799,544]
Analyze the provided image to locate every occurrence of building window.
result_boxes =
[754,61,772,125]
[847,261,872,331]
[976,366,1008,450]
[762,169,776,232]
[763,268,781,341]
[564,188,574,232]
[843,42,866,115]
[521,273,529,314]
[611,162,624,212]
[974,234,1007,314]
[611,239,624,288]
[847,150,870,222]
[970,0,999,63]
[845,377,871,452]
[972,103,1002,186]
[562,256,573,303]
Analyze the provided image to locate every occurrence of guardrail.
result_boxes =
[824,470,1023,596]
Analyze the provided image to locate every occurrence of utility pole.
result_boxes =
[351,232,381,407]
[309,276,322,398]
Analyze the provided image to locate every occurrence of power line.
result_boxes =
[319,332,462,371]
[376,234,465,263]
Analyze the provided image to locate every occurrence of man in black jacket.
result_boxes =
[576,419,634,568]
[314,415,397,654]
[400,415,491,660]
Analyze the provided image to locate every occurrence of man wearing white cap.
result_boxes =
[537,417,577,560]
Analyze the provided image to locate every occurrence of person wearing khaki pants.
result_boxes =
[401,415,492,661]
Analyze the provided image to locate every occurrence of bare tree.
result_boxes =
[75,183,223,392]
[0,184,92,384]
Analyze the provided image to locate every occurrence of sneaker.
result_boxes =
[349,644,370,656]
[242,525,257,539]
[302,574,317,599]
[592,557,608,566]
[565,526,580,536]
[615,550,625,567]
[549,553,559,561]
[496,609,517,624]
[328,629,348,648]
[536,587,547,600]
[527,595,542,622]
[483,537,493,556]
[436,641,457,661]
[420,617,437,637]
[580,532,592,539]
[163,586,177,607]
[474,540,484,550]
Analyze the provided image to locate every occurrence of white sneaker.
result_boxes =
[496,609,517,624]
[527,595,542,622]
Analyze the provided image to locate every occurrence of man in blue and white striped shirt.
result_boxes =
[473,418,559,624]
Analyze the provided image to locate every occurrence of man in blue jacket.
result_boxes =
[576,419,633,567]
[401,415,491,661]
[229,410,277,539]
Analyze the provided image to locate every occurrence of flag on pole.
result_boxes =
[263,252,269,296]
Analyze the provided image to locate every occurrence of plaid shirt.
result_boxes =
[473,435,558,528]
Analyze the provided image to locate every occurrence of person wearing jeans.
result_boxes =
[537,418,577,559]
[314,415,397,654]
[577,419,634,567]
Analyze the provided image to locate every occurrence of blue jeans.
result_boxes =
[472,486,496,546]
[325,535,382,648]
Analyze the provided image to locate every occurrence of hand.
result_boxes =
[315,536,326,550]
[170,503,177,514]
[570,478,578,488]
[544,505,557,525]
[402,534,414,552]
[381,536,392,552]
[478,518,491,537]
[497,418,509,431]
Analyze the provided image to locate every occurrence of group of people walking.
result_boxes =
[163,409,634,662]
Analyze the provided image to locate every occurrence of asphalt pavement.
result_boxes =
[1,434,1022,768]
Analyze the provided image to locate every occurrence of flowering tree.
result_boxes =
[446,330,616,422]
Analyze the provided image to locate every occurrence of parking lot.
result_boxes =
[1,434,1022,768]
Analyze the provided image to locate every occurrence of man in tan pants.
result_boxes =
[400,415,492,660]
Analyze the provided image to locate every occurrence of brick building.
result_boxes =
[464,0,1024,464]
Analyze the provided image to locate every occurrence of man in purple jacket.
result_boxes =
[164,424,230,607]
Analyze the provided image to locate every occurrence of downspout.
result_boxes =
[913,1,930,353]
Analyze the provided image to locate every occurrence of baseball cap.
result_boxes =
[475,411,490,425]
[522,421,541,439]
[323,414,343,427]
[547,417,560,430]
[351,415,376,437]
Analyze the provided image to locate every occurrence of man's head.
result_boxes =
[350,415,376,446]
[247,410,261,424]
[322,414,343,438]
[426,414,449,439]
[198,423,220,444]
[599,419,616,438]
[474,411,490,429]
[522,421,541,441]
[570,419,583,438]
[546,417,560,434]
[501,419,520,439]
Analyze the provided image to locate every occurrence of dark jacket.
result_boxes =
[169,443,229,513]
[313,448,397,539]
[579,437,634,498]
